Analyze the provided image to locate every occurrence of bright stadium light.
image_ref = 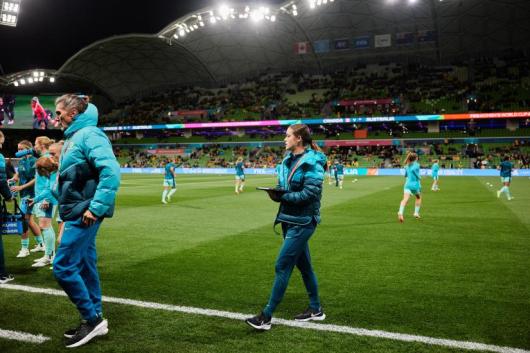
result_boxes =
[219,5,230,20]
[28,77,34,84]
[178,28,185,36]
[38,77,43,82]
[49,77,55,83]
[0,0,21,27]
[210,16,216,24]
[408,0,418,4]
[13,80,18,87]
[32,71,39,77]
[20,78,25,85]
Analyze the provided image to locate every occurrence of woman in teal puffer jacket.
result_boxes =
[246,124,327,330]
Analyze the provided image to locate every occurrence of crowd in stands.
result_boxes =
[100,50,530,127]
[115,140,530,170]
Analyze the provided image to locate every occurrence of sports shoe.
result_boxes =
[30,243,45,253]
[8,120,14,125]
[33,254,47,262]
[294,307,326,322]
[65,317,108,348]
[162,199,167,204]
[245,312,271,331]
[16,248,30,258]
[413,213,421,219]
[508,197,514,201]
[32,256,52,268]
[496,190,501,198]
[398,213,404,223]
[0,274,14,284]
[64,321,108,339]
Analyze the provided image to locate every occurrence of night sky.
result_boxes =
[0,0,285,75]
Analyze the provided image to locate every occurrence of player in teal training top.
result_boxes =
[497,156,513,201]
[333,160,344,189]
[11,140,43,258]
[235,157,245,194]
[431,159,440,191]
[162,160,177,204]
[398,152,422,223]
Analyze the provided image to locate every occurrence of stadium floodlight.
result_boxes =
[38,77,43,82]
[408,0,418,4]
[250,8,264,22]
[173,33,179,39]
[210,16,217,24]
[13,80,18,87]
[270,15,276,22]
[179,28,185,36]
[32,71,38,77]
[39,71,44,77]
[28,77,33,84]
[0,0,21,27]
[20,78,25,85]
[49,77,55,83]
[219,5,230,20]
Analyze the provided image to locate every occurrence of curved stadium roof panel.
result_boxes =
[32,0,530,102]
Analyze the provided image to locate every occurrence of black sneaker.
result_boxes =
[294,307,326,322]
[65,317,108,348]
[63,320,85,339]
[245,312,272,331]
[0,274,14,284]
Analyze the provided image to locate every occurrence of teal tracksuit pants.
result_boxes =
[263,222,321,317]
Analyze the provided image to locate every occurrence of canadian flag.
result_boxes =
[294,41,310,55]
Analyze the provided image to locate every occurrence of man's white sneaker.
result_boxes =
[496,190,501,198]
[30,243,45,253]
[32,256,52,268]
[16,248,30,258]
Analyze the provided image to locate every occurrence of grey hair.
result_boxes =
[55,94,88,114]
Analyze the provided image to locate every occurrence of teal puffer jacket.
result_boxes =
[275,148,327,226]
[58,103,120,221]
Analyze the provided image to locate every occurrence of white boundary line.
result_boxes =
[1,284,529,353]
[0,328,50,344]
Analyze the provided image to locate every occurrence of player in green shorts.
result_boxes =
[398,152,422,223]
[162,160,177,204]
[431,159,440,191]
[235,157,245,194]
[497,156,513,201]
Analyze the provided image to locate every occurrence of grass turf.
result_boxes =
[0,174,529,352]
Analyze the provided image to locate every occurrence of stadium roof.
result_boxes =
[5,0,530,102]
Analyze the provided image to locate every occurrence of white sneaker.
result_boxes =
[32,256,52,268]
[162,199,167,204]
[508,197,514,201]
[496,191,501,198]
[0,274,14,284]
[30,243,45,253]
[16,248,30,258]
[413,213,421,219]
[7,120,14,125]
[33,255,47,263]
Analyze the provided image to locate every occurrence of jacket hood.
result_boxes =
[64,103,98,138]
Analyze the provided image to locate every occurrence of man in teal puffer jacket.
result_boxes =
[53,95,120,348]
[246,124,327,330]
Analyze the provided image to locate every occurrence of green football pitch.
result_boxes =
[0,175,529,353]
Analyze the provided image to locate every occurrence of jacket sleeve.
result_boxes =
[280,163,323,206]
[84,129,121,217]
[33,178,50,203]
[0,154,12,200]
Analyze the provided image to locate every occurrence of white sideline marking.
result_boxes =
[0,328,50,344]
[1,284,529,353]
